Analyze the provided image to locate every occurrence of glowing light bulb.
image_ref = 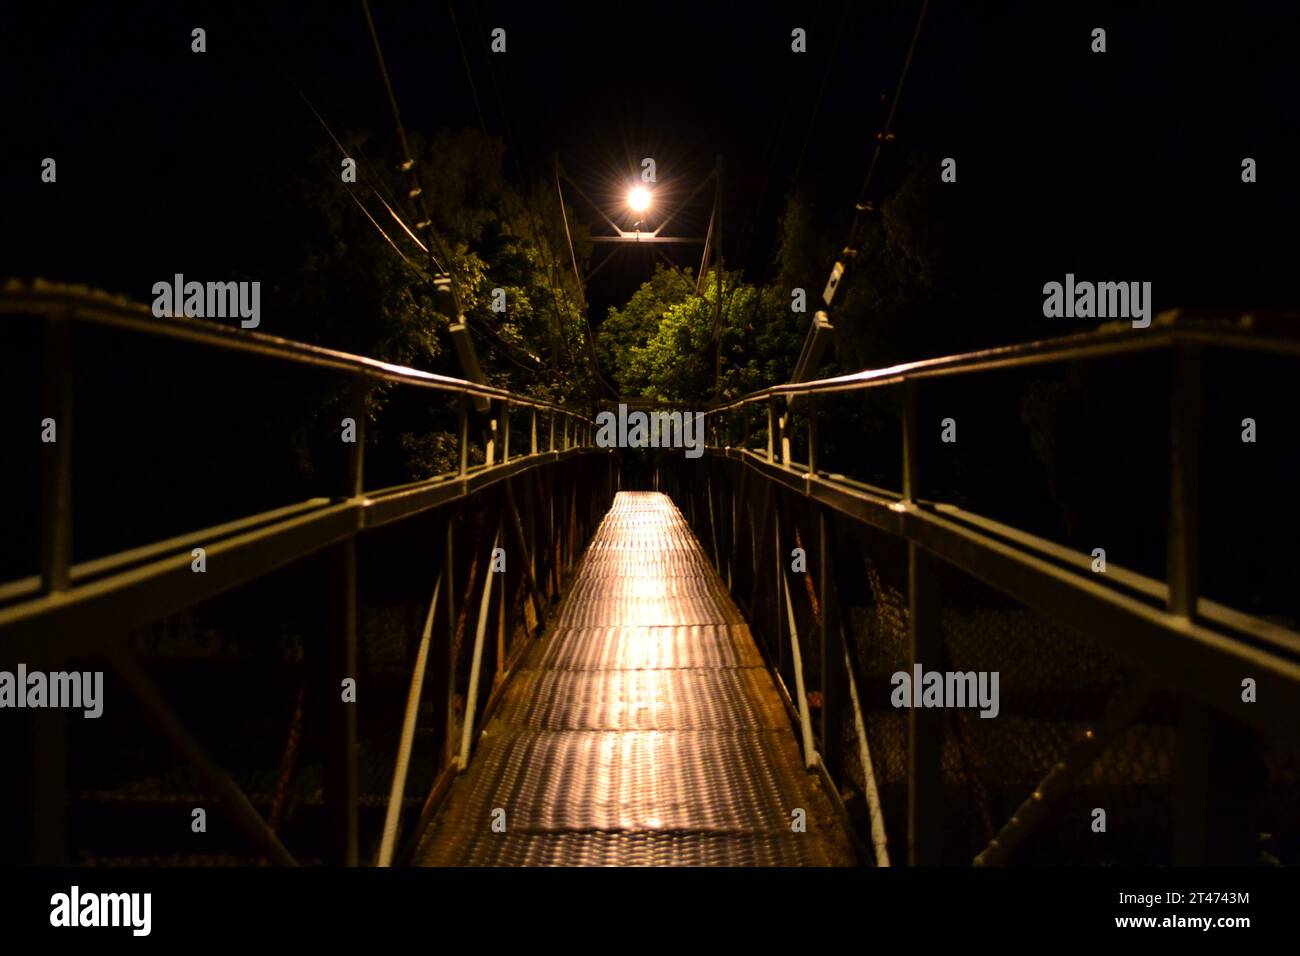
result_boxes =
[627,186,652,213]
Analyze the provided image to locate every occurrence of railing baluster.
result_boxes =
[803,515,891,862]
[378,567,443,866]
[444,517,458,764]
[459,526,502,769]
[780,542,817,768]
[817,507,839,770]
[506,479,544,628]
[706,471,719,570]
[495,535,506,682]
[773,497,785,671]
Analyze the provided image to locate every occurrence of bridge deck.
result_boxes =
[415,491,855,866]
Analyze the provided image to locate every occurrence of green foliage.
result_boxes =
[414,129,594,401]
[598,263,804,404]
[599,265,696,397]
[247,126,596,482]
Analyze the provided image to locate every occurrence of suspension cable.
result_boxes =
[360,0,463,315]
[846,0,930,254]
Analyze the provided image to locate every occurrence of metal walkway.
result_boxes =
[415,491,855,866]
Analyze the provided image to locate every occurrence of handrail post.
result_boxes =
[458,396,469,478]
[902,378,919,503]
[530,408,538,456]
[1167,345,1201,618]
[343,374,366,498]
[325,377,364,866]
[444,517,458,764]
[780,407,791,466]
[322,535,359,865]
[1165,344,1249,862]
[40,312,74,593]
[901,375,942,863]
[807,397,818,477]
[817,506,844,773]
[501,400,511,463]
[33,312,72,862]
[767,398,777,463]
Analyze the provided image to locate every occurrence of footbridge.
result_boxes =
[3,286,1298,867]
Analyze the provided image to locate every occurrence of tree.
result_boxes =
[237,126,596,482]
[599,265,697,396]
[598,263,791,403]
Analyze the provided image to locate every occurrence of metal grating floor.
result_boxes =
[415,491,855,866]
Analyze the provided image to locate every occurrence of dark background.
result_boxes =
[2,1,1297,330]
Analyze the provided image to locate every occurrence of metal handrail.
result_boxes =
[0,280,594,414]
[2,282,615,867]
[656,309,1300,866]
[705,309,1299,411]
[1,282,602,626]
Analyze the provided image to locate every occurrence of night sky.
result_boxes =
[3,2,1298,334]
